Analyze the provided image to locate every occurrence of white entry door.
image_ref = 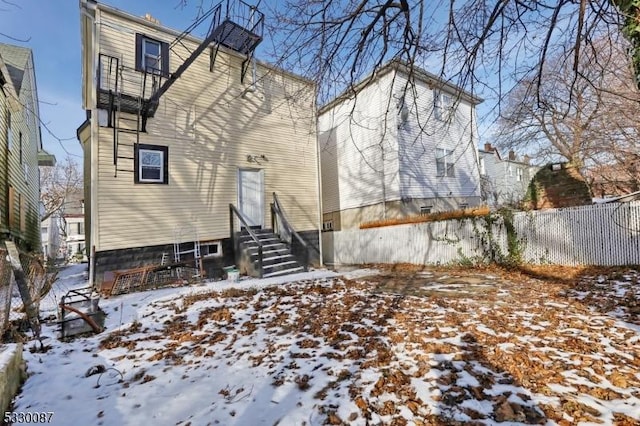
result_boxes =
[238,169,264,228]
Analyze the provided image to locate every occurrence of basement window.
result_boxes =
[134,143,168,184]
[135,34,169,76]
[322,220,334,231]
[201,240,222,258]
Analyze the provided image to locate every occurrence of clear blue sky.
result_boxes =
[0,0,219,162]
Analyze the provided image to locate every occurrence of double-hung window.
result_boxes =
[134,144,169,184]
[436,148,455,177]
[143,39,161,73]
[434,91,453,121]
[135,34,169,76]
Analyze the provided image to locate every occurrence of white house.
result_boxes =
[318,61,483,230]
[478,143,539,208]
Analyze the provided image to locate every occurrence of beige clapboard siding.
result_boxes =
[95,9,318,251]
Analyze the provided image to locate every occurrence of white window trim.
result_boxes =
[139,148,164,183]
[434,91,454,121]
[142,38,162,74]
[436,148,455,177]
[201,240,222,258]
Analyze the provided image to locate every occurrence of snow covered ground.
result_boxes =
[10,265,640,425]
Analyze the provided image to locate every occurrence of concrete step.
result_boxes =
[263,266,305,278]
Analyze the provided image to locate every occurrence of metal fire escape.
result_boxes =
[96,0,264,177]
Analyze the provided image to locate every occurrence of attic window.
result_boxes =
[420,206,432,215]
[135,34,169,76]
[134,143,168,184]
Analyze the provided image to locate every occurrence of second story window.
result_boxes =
[135,34,169,76]
[436,148,455,177]
[516,167,523,182]
[434,91,453,121]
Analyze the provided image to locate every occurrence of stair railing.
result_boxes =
[270,193,309,271]
[229,204,263,278]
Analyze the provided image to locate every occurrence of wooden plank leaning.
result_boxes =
[4,241,41,339]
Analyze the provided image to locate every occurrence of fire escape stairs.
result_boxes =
[100,0,264,178]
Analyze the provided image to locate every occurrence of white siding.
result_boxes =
[318,73,400,213]
[394,73,481,200]
[479,151,538,207]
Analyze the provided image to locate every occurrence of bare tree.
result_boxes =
[260,1,627,105]
[40,157,83,223]
[495,35,640,192]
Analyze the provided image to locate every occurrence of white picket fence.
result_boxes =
[323,201,640,266]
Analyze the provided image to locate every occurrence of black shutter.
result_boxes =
[161,41,169,77]
[162,145,169,184]
[135,33,143,72]
[133,143,140,183]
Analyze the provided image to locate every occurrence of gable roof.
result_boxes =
[0,53,20,104]
[0,43,32,95]
[319,59,483,114]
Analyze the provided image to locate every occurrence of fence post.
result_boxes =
[4,242,41,338]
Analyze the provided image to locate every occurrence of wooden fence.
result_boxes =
[323,201,640,267]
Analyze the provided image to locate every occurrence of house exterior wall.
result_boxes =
[318,72,400,216]
[394,72,481,203]
[0,79,7,236]
[40,214,61,260]
[318,65,482,230]
[479,150,538,207]
[81,4,320,261]
[0,46,42,251]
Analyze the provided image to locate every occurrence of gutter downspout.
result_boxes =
[314,86,323,266]
[81,0,99,286]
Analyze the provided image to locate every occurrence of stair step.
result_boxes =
[245,242,285,250]
[263,254,295,261]
[262,260,299,270]
[239,236,279,244]
[263,266,305,278]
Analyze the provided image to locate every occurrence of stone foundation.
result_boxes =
[0,343,25,415]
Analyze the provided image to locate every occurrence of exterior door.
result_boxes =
[238,169,264,228]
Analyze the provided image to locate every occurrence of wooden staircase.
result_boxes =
[237,228,304,278]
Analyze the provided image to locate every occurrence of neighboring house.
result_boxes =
[59,189,85,261]
[478,143,539,208]
[79,1,320,285]
[40,214,61,260]
[0,43,45,252]
[318,61,483,230]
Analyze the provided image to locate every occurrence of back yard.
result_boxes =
[12,264,640,425]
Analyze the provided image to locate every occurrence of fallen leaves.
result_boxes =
[94,269,640,425]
